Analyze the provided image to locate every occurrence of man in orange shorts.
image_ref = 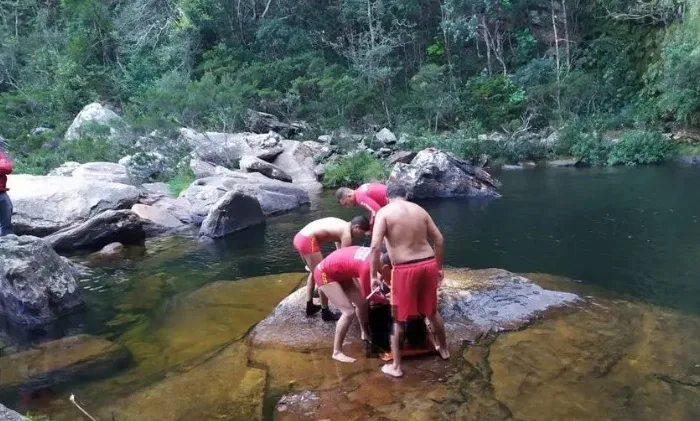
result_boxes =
[294,216,370,320]
[336,183,387,227]
[369,183,449,377]
[314,246,372,362]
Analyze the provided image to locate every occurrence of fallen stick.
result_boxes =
[70,394,98,421]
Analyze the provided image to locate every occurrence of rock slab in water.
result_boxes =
[0,335,130,393]
[251,268,578,349]
[0,404,25,421]
[10,175,140,236]
[389,148,502,199]
[45,210,146,252]
[199,187,265,238]
[131,204,183,229]
[547,158,583,167]
[240,155,293,182]
[0,236,83,326]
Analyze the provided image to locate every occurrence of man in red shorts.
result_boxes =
[336,183,388,227]
[314,246,372,362]
[294,216,370,320]
[369,183,449,378]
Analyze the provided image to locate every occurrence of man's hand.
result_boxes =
[371,275,382,290]
[437,270,444,286]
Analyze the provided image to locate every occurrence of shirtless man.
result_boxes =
[369,183,449,378]
[313,246,372,362]
[336,183,388,227]
[293,216,370,320]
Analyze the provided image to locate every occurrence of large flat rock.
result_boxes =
[251,268,579,350]
[9,175,140,236]
[0,335,130,393]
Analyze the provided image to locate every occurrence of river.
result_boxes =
[2,164,700,420]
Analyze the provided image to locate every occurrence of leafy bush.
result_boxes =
[12,137,122,175]
[322,152,388,189]
[607,130,673,166]
[167,166,195,196]
[569,133,612,167]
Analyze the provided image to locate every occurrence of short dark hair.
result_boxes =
[380,253,392,266]
[335,187,352,201]
[350,215,370,231]
[386,183,408,199]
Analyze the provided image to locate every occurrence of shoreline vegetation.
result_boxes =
[0,0,699,189]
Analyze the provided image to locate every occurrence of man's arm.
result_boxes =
[339,230,352,248]
[355,191,382,226]
[426,213,444,270]
[369,210,387,286]
[0,152,13,175]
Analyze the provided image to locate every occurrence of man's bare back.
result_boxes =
[377,201,441,266]
[299,217,351,246]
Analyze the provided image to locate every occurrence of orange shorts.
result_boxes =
[293,233,320,255]
[390,257,438,322]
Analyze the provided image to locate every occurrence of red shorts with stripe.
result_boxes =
[313,266,353,288]
[293,233,320,255]
[391,257,439,322]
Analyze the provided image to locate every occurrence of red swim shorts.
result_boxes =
[390,257,439,322]
[313,266,350,288]
[293,233,320,255]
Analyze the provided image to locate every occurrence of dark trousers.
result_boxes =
[0,191,13,237]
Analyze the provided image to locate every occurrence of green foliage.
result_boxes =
[167,166,195,197]
[322,152,388,189]
[607,130,673,166]
[11,137,121,175]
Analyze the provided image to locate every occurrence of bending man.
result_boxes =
[369,183,449,378]
[293,216,370,320]
[336,183,387,227]
[0,139,13,237]
[314,246,372,362]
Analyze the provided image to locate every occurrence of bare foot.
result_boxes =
[438,347,450,360]
[382,363,403,378]
[332,351,356,363]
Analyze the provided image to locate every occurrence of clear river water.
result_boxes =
[2,164,700,420]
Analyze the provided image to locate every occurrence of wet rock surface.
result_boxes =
[0,335,130,393]
[45,210,146,252]
[389,148,502,199]
[0,236,83,326]
[0,404,26,421]
[9,175,140,236]
[199,188,265,238]
[251,268,579,350]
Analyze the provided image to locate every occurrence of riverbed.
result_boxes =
[2,165,700,420]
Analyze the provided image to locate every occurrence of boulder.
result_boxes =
[0,404,25,421]
[180,174,310,217]
[199,187,265,238]
[240,155,293,182]
[150,197,203,225]
[377,147,392,158]
[180,128,284,168]
[131,204,184,229]
[0,335,130,393]
[47,161,80,177]
[375,128,397,145]
[389,148,502,199]
[245,109,300,138]
[10,175,140,236]
[45,210,146,252]
[72,162,133,185]
[139,182,171,205]
[0,236,84,326]
[314,163,325,181]
[94,242,127,259]
[317,135,332,143]
[547,158,583,167]
[119,152,167,183]
[190,158,216,179]
[251,268,579,350]
[387,150,417,166]
[272,140,323,191]
[64,103,132,143]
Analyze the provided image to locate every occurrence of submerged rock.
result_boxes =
[10,175,140,236]
[0,404,25,421]
[389,148,502,199]
[45,210,146,252]
[199,188,265,238]
[251,268,578,350]
[0,335,130,393]
[0,236,83,326]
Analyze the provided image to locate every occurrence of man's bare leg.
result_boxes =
[426,313,449,359]
[303,253,323,316]
[344,283,370,341]
[320,282,357,363]
[383,322,404,377]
